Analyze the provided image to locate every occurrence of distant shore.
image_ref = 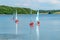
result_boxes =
[0,5,60,14]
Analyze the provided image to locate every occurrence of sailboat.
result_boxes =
[15,10,19,35]
[36,10,40,40]
[36,10,40,26]
[29,9,34,28]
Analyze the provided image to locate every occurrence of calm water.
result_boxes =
[0,14,60,40]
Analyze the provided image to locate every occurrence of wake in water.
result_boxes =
[13,10,19,35]
[36,26,39,40]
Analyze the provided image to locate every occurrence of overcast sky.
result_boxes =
[0,0,60,10]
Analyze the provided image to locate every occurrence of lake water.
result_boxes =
[0,14,60,40]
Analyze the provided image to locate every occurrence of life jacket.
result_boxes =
[37,21,40,26]
[15,19,19,24]
[29,22,34,28]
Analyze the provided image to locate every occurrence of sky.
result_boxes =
[0,0,60,10]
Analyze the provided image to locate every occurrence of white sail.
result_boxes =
[36,10,39,21]
[16,10,17,20]
[30,9,32,20]
[36,10,40,40]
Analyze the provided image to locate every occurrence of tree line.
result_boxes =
[0,5,60,14]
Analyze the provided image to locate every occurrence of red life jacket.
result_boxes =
[37,21,40,26]
[29,22,34,28]
[15,19,19,24]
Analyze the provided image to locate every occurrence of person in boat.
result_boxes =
[15,19,19,24]
[29,22,34,28]
[37,21,40,26]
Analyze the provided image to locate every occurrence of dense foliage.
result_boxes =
[0,5,60,14]
[0,5,37,14]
